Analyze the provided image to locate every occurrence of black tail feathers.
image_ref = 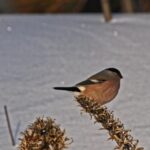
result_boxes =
[53,86,80,92]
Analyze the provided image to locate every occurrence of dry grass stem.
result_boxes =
[76,96,144,150]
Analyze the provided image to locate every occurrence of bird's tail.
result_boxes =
[53,86,80,92]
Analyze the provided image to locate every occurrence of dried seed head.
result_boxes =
[19,117,72,150]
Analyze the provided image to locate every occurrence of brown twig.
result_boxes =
[4,105,15,146]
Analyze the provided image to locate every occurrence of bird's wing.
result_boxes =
[76,78,106,86]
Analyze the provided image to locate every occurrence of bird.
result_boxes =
[53,68,123,105]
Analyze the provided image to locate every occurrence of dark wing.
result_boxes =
[76,78,106,86]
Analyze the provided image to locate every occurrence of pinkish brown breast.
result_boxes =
[80,79,120,105]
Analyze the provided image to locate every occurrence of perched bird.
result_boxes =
[53,68,123,105]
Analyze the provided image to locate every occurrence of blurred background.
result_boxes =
[0,0,150,13]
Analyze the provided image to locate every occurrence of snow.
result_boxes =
[0,14,149,149]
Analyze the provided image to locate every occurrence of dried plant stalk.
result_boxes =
[76,96,144,150]
[19,117,72,150]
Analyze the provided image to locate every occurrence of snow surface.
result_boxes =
[0,14,149,150]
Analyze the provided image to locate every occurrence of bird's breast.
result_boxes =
[77,79,120,105]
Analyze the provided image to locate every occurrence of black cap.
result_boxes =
[107,68,123,78]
